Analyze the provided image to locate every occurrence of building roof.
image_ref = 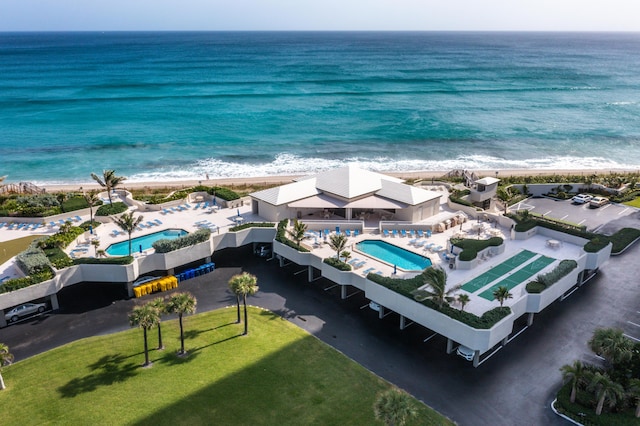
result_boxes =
[475,177,500,185]
[251,165,440,206]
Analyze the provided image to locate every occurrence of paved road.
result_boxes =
[2,244,640,425]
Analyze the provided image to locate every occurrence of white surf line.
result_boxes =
[627,320,640,328]
[618,207,630,215]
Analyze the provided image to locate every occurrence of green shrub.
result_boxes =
[0,270,55,294]
[229,222,275,232]
[15,245,53,275]
[40,226,85,250]
[609,228,640,254]
[73,256,133,265]
[583,237,611,253]
[152,228,211,253]
[275,219,310,252]
[96,202,128,216]
[61,196,89,212]
[79,221,101,232]
[458,248,477,261]
[525,280,546,293]
[452,237,502,261]
[208,187,240,201]
[449,190,475,207]
[323,257,352,271]
[44,247,74,269]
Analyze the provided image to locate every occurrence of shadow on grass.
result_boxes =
[58,353,140,398]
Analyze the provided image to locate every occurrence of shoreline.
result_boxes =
[18,167,640,193]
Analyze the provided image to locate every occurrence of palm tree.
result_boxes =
[228,273,250,324]
[91,169,127,204]
[148,297,167,350]
[328,233,348,262]
[412,266,460,309]
[91,239,100,256]
[288,219,307,249]
[628,378,640,418]
[83,191,100,233]
[587,371,625,415]
[228,272,259,335]
[560,360,586,403]
[167,292,197,355]
[457,293,471,312]
[128,304,160,367]
[0,343,14,390]
[589,328,634,366]
[373,388,417,426]
[112,211,144,257]
[493,285,513,307]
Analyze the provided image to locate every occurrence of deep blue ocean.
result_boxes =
[1,31,640,185]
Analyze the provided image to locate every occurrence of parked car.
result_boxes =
[5,302,47,323]
[571,193,593,204]
[456,345,475,361]
[254,244,272,258]
[589,196,609,208]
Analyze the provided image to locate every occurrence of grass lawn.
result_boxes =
[623,197,640,208]
[1,307,452,425]
[0,235,41,264]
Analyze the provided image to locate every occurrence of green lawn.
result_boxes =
[623,197,640,208]
[1,307,452,425]
[0,235,41,264]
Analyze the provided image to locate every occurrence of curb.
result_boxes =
[550,398,584,426]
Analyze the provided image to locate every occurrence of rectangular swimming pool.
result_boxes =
[355,240,432,271]
[106,229,188,256]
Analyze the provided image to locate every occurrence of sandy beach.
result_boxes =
[37,168,639,193]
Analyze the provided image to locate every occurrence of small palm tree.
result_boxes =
[588,328,633,366]
[373,388,417,426]
[457,293,471,312]
[560,360,586,403]
[129,304,160,367]
[228,272,259,335]
[148,297,167,350]
[412,266,460,309]
[493,285,513,307]
[167,292,197,355]
[328,233,348,262]
[0,343,14,390]
[628,378,640,418]
[288,219,307,249]
[91,169,127,204]
[91,239,100,256]
[83,191,100,232]
[587,371,625,415]
[112,211,144,257]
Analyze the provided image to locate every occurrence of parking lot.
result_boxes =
[511,196,636,233]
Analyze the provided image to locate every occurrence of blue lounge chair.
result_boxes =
[431,245,443,253]
[184,203,191,209]
[417,230,424,238]
[392,229,399,237]
[146,221,155,227]
[75,215,82,222]
[161,208,171,215]
[345,229,352,237]
[194,203,201,210]
[32,223,41,230]
[424,243,434,251]
[409,230,415,237]
[426,230,432,238]
[202,202,209,209]
[348,258,360,265]
[354,260,367,268]
[362,267,375,275]
[415,240,426,248]
[401,229,407,237]
[383,229,389,237]
[324,229,330,237]
[375,271,384,275]
[409,239,417,245]
[154,219,163,225]
[335,226,340,235]
[354,229,359,237]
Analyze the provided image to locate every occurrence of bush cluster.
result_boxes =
[0,270,55,294]
[40,226,85,250]
[152,228,211,253]
[452,237,503,261]
[61,195,91,212]
[609,228,640,254]
[95,202,128,216]
[73,256,133,265]
[229,222,275,232]
[275,219,310,252]
[366,272,511,329]
[44,247,74,269]
[15,245,53,275]
[207,186,240,201]
[323,257,352,271]
[526,259,578,293]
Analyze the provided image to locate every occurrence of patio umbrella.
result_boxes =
[393,265,397,275]
[237,209,240,217]
[139,244,143,254]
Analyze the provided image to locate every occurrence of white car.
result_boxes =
[456,345,475,361]
[589,196,609,208]
[571,194,592,204]
[5,302,47,323]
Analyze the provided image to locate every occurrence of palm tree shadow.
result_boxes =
[156,350,201,366]
[58,353,139,398]
[183,322,235,340]
[189,334,241,354]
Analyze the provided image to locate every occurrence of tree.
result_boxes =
[228,272,259,335]
[112,211,144,257]
[328,233,348,262]
[373,388,417,426]
[496,187,514,214]
[457,293,471,312]
[587,371,625,415]
[0,343,14,390]
[167,292,197,355]
[83,191,100,233]
[412,266,460,309]
[288,219,307,249]
[128,304,160,367]
[148,297,167,350]
[560,360,587,403]
[589,328,634,366]
[627,378,640,418]
[493,285,513,307]
[91,169,126,204]
[91,239,100,256]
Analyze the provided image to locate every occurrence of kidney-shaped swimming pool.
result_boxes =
[355,240,432,271]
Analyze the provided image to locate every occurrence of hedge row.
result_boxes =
[0,270,55,294]
[609,228,640,254]
[526,259,578,293]
[323,257,352,271]
[275,219,310,252]
[452,237,503,261]
[73,256,133,265]
[40,226,85,250]
[366,271,511,329]
[229,222,275,232]
[207,186,240,201]
[152,228,211,253]
[96,202,128,216]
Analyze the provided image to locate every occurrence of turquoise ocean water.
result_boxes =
[1,31,640,185]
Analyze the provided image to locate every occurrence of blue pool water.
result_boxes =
[356,240,432,271]
[106,229,188,256]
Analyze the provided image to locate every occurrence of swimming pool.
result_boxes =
[106,229,188,256]
[355,240,432,271]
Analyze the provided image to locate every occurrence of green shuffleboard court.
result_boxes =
[479,255,556,300]
[461,250,537,293]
